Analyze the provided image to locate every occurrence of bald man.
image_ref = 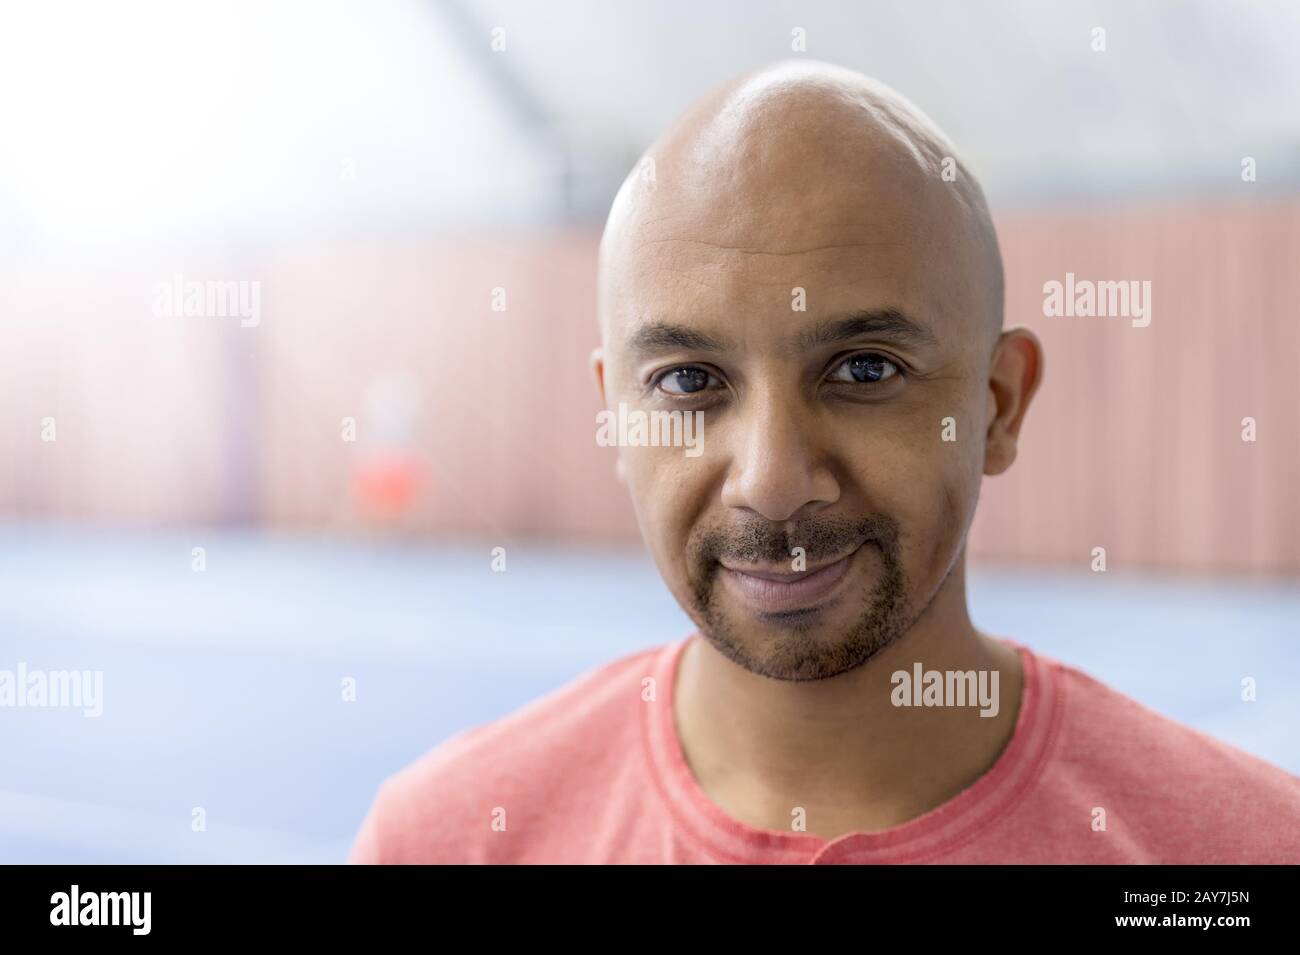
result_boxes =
[350,61,1300,864]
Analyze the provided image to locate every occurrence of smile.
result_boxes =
[718,542,867,615]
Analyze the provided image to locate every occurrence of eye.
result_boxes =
[828,352,900,384]
[655,365,719,395]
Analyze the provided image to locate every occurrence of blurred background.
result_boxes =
[1,0,1298,862]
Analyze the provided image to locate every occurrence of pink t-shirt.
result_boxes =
[348,635,1300,863]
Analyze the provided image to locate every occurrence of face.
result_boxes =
[596,124,1006,682]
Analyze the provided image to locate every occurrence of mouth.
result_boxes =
[718,541,868,616]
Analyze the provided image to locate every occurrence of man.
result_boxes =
[349,61,1300,863]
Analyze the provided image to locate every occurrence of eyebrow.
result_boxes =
[623,307,937,359]
[794,309,938,351]
[625,322,731,356]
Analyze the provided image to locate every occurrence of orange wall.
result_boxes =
[974,202,1300,574]
[2,200,1297,572]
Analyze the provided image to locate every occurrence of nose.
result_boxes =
[719,393,840,523]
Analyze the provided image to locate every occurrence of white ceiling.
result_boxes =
[469,0,1300,207]
[2,0,1297,253]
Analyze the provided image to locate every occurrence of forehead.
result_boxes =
[605,186,976,354]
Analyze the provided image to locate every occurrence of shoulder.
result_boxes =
[1040,650,1300,861]
[348,641,669,863]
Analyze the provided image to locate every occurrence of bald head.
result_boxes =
[598,60,1003,344]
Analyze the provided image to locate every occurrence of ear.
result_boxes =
[591,346,628,486]
[983,328,1044,476]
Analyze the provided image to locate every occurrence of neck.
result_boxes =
[673,559,1024,839]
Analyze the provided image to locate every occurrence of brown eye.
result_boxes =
[657,366,716,395]
[829,353,899,384]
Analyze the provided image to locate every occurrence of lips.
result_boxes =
[719,542,866,615]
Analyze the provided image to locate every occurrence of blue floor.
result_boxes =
[1,522,1296,863]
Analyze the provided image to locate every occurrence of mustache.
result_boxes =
[690,514,900,568]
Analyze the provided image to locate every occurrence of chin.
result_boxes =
[697,602,880,681]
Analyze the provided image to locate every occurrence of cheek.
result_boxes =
[835,410,954,498]
[623,448,709,556]
[836,413,979,558]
